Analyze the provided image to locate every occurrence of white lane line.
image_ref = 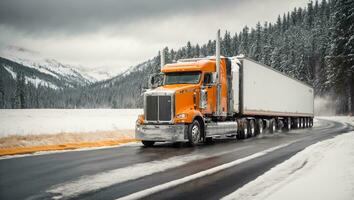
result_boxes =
[46,146,251,199]
[117,143,292,200]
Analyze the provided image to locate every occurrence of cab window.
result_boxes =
[203,73,213,85]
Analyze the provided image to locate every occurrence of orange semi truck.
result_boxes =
[136,30,314,147]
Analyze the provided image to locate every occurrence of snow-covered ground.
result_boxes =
[223,116,354,200]
[0,109,142,148]
[0,109,142,137]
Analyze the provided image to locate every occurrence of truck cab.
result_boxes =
[136,57,233,146]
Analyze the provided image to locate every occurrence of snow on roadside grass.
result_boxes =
[0,130,134,149]
[0,109,141,150]
[0,109,141,137]
[222,116,354,200]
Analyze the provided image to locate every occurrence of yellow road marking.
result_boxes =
[0,138,138,156]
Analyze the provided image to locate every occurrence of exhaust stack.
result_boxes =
[160,49,165,69]
[216,29,221,116]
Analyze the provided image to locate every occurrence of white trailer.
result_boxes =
[231,57,314,117]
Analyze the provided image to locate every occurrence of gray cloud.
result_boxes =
[0,0,308,71]
[0,0,237,35]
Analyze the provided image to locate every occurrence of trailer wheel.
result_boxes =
[187,120,201,146]
[255,119,264,135]
[142,141,155,147]
[300,118,304,128]
[277,119,284,131]
[269,119,276,133]
[295,118,300,128]
[237,119,248,140]
[248,119,255,137]
[285,117,291,131]
[309,118,313,127]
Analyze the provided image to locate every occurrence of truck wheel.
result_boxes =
[277,119,284,131]
[285,117,291,131]
[248,119,255,137]
[269,119,276,134]
[295,118,300,128]
[255,119,264,135]
[142,141,155,147]
[309,118,313,127]
[237,119,248,140]
[187,120,201,146]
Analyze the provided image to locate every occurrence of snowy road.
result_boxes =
[0,119,352,200]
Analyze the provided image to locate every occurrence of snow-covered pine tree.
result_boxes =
[326,0,354,114]
[0,77,4,108]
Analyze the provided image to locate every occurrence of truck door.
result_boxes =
[201,73,216,114]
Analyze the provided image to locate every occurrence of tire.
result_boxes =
[277,119,284,131]
[269,119,276,134]
[299,118,302,128]
[187,120,201,146]
[255,119,264,135]
[296,118,300,129]
[142,140,155,147]
[248,119,256,137]
[285,117,291,131]
[237,119,248,140]
[309,118,313,127]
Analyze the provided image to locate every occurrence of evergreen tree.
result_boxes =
[186,41,192,57]
[251,22,262,60]
[0,78,4,108]
[239,26,249,55]
[326,0,354,113]
[14,73,26,109]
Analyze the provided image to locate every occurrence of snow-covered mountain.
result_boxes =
[71,65,118,81]
[97,59,154,88]
[0,46,99,88]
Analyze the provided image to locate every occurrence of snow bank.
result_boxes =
[223,116,354,200]
[0,109,142,137]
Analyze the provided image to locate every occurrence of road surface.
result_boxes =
[0,119,352,200]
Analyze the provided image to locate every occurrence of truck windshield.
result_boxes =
[164,72,201,85]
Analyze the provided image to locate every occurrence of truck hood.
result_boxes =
[150,84,198,94]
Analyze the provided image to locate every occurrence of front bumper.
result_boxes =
[135,124,188,142]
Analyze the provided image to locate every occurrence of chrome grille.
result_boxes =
[146,96,158,121]
[145,94,173,122]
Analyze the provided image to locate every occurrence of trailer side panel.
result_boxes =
[239,58,314,117]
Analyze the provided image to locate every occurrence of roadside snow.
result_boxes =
[222,116,354,200]
[0,109,142,137]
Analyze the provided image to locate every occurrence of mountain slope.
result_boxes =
[0,46,96,87]
[0,57,73,89]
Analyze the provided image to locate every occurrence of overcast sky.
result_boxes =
[0,0,309,73]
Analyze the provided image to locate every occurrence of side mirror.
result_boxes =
[148,73,164,89]
[200,86,208,109]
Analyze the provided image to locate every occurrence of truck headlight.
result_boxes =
[176,113,187,119]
